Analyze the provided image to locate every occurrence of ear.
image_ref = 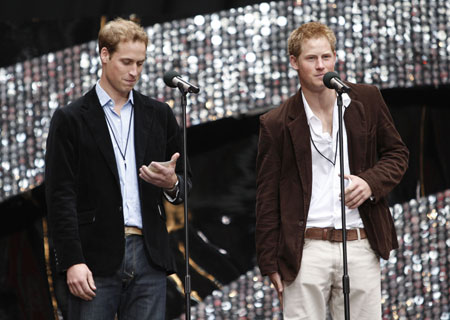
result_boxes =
[289,55,299,70]
[100,47,110,64]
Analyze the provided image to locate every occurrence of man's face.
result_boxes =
[289,36,336,93]
[100,40,146,97]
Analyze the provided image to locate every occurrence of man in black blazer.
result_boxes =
[45,18,191,319]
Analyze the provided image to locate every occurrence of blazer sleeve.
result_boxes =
[358,87,409,201]
[45,107,85,271]
[255,114,282,276]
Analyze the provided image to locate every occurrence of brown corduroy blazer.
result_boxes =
[255,83,409,282]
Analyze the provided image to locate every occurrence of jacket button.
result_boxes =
[298,221,304,227]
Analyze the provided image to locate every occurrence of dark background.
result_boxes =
[0,0,263,68]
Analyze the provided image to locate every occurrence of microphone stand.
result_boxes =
[337,90,350,320]
[177,83,191,320]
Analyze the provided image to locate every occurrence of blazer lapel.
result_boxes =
[80,88,120,186]
[344,96,367,174]
[133,91,153,167]
[287,91,313,214]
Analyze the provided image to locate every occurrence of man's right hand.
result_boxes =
[269,272,284,309]
[66,263,96,301]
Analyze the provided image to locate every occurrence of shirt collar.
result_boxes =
[95,81,134,108]
[301,91,316,124]
[301,89,351,125]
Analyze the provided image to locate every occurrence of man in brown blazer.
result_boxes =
[255,22,408,319]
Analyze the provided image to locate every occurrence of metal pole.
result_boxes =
[337,92,350,320]
[180,89,191,319]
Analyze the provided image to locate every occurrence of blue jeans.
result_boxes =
[68,235,166,320]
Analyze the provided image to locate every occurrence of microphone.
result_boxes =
[163,71,200,94]
[323,72,351,93]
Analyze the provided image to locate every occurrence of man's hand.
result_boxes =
[66,263,96,301]
[139,153,179,189]
[269,272,284,309]
[343,174,372,209]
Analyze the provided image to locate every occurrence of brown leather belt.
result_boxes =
[125,226,143,236]
[305,227,366,242]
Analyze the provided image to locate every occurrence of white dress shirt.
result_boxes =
[96,83,143,229]
[302,91,364,229]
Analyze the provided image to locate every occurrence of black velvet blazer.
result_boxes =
[45,87,191,276]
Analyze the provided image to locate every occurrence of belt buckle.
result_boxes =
[327,228,341,242]
[325,228,335,242]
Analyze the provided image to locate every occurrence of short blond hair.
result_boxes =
[98,18,148,55]
[288,22,336,58]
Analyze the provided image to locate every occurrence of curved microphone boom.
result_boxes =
[163,70,200,94]
[323,72,351,93]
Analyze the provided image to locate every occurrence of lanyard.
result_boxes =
[104,106,134,170]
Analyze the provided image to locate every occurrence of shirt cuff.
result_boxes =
[163,180,179,203]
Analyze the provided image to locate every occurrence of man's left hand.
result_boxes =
[139,153,179,190]
[343,174,372,209]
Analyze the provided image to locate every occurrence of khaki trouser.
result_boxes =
[283,238,381,320]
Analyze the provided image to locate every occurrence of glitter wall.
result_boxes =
[1,1,449,318]
[1,0,450,203]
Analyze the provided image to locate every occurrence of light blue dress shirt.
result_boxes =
[96,83,143,229]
